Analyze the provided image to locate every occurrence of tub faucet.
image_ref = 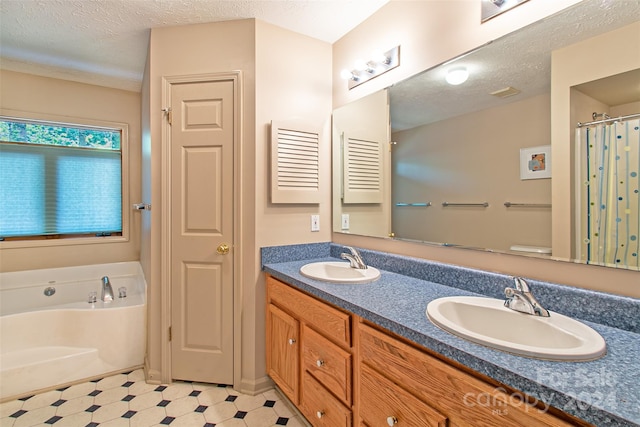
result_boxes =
[101,276,114,303]
[504,277,549,317]
[340,246,367,269]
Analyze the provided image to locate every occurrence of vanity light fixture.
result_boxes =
[445,67,469,85]
[341,45,400,90]
[482,0,529,22]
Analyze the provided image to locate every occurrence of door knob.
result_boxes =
[216,243,230,255]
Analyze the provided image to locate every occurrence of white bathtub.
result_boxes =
[0,262,146,401]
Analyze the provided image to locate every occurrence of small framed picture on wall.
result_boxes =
[520,145,551,180]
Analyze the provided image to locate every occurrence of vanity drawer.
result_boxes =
[303,324,352,405]
[301,371,352,427]
[358,322,578,427]
[267,276,351,347]
[360,363,447,427]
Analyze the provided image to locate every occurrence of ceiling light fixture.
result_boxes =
[340,45,400,90]
[445,67,469,85]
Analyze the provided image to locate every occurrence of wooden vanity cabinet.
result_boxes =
[266,276,591,427]
[359,363,448,427]
[358,321,590,427]
[266,303,299,403]
[266,275,354,426]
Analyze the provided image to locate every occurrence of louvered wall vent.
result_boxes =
[270,121,321,204]
[342,134,383,204]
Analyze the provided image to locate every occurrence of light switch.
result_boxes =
[311,215,320,232]
[341,214,350,230]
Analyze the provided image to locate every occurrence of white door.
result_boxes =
[169,77,235,384]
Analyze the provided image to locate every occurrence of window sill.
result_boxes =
[0,235,129,249]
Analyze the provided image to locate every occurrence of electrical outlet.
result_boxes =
[311,215,320,232]
[341,214,350,230]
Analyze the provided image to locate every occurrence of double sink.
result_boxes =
[299,260,606,362]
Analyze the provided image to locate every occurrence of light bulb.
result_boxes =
[353,59,368,71]
[446,67,469,85]
[340,69,354,80]
[370,49,387,64]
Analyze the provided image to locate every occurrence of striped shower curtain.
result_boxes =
[576,118,640,270]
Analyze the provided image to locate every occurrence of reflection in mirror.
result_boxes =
[332,89,391,239]
[332,0,640,270]
[573,71,640,270]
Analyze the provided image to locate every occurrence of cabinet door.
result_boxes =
[267,303,299,404]
[301,372,352,427]
[303,325,352,405]
[267,276,352,347]
[360,364,447,427]
[359,323,580,427]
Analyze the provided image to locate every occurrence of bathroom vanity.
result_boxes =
[262,243,640,427]
[267,275,585,426]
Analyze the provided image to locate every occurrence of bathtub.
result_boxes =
[0,262,146,401]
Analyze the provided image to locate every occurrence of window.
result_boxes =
[0,116,127,242]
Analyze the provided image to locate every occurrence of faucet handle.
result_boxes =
[504,287,516,299]
[344,246,357,255]
[505,277,550,317]
[513,277,531,292]
[340,246,367,269]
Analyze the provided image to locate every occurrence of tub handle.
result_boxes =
[88,291,97,304]
[44,287,56,297]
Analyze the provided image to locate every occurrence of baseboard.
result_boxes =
[144,359,162,385]
[236,375,274,396]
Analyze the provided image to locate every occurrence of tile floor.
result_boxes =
[0,369,308,427]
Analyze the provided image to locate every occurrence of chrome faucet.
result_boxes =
[504,277,549,317]
[101,276,114,303]
[340,246,367,269]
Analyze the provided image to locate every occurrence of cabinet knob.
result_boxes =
[288,338,296,345]
[316,411,325,419]
[316,359,325,367]
[387,416,398,426]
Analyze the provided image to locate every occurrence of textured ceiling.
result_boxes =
[0,0,389,92]
[390,0,640,131]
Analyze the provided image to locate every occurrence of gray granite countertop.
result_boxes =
[261,243,640,426]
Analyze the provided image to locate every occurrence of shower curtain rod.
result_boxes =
[577,112,640,127]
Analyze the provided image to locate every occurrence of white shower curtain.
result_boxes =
[576,118,640,270]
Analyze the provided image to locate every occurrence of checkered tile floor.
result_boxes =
[0,369,307,427]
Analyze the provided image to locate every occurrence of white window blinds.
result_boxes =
[0,118,123,239]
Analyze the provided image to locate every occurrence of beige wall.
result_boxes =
[145,18,256,386]
[611,101,640,117]
[332,0,582,109]
[552,21,640,264]
[332,89,391,238]
[333,1,640,298]
[253,20,332,391]
[145,18,332,391]
[140,47,153,376]
[0,70,141,272]
[392,94,551,252]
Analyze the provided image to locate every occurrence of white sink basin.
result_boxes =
[426,296,606,361]
[300,261,380,284]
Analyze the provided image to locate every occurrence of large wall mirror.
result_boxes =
[333,0,640,270]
